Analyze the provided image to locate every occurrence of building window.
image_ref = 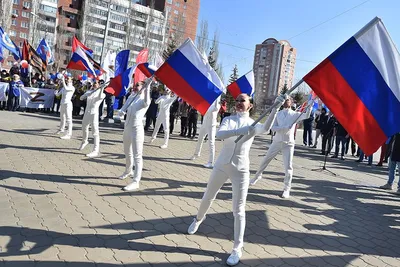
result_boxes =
[11,19,16,26]
[166,0,172,4]
[23,1,31,8]
[40,4,57,13]
[20,32,27,38]
[9,30,16,36]
[175,2,180,7]
[22,11,29,17]
[182,12,186,17]
[21,22,29,28]
[13,0,19,5]
[166,6,171,12]
[12,9,18,16]
[183,4,187,9]
[174,10,178,15]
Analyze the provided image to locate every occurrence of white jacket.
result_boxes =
[120,82,151,127]
[155,94,177,118]
[215,108,279,171]
[80,89,106,115]
[272,107,312,143]
[203,97,221,127]
[55,79,75,105]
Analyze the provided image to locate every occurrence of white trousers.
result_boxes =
[194,124,216,164]
[196,163,249,252]
[59,102,73,135]
[123,125,145,182]
[255,141,295,190]
[151,114,169,145]
[82,113,100,153]
[314,129,321,146]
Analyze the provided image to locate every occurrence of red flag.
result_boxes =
[134,49,149,85]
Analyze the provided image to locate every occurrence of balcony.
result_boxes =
[59,6,79,15]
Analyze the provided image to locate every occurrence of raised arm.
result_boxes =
[216,118,253,140]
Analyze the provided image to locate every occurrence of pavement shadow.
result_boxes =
[0,170,121,195]
[0,254,360,266]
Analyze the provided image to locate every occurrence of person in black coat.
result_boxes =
[303,112,314,146]
[187,105,198,139]
[320,113,336,155]
[379,133,400,194]
[144,87,160,131]
[169,98,179,134]
[313,108,327,148]
[331,121,349,160]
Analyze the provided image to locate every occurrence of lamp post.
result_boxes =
[30,12,49,46]
[100,4,112,63]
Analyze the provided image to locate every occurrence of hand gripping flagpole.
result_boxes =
[234,79,304,143]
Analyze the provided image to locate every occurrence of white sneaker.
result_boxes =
[282,189,290,199]
[187,217,205,235]
[149,138,155,143]
[203,162,214,168]
[118,172,133,180]
[250,175,262,186]
[56,130,64,135]
[190,154,200,160]
[160,144,168,149]
[79,141,89,150]
[226,250,242,266]
[86,151,100,158]
[123,182,139,191]
[60,135,71,140]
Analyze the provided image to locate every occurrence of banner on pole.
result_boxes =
[19,87,54,108]
[0,82,8,101]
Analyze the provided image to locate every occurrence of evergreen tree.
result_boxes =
[163,38,177,60]
[280,84,289,95]
[225,65,239,110]
[291,91,306,106]
[208,47,217,70]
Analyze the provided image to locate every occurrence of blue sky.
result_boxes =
[197,0,399,84]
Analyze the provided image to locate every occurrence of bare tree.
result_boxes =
[196,20,209,56]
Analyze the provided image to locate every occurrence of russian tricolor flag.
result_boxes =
[105,65,136,96]
[67,46,97,77]
[227,70,255,99]
[304,17,400,155]
[137,63,156,78]
[155,38,224,115]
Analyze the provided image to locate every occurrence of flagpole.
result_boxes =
[234,79,304,143]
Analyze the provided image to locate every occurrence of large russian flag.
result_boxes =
[66,46,97,77]
[304,17,400,155]
[155,38,224,115]
[227,70,255,99]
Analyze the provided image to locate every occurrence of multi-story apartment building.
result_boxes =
[253,38,297,110]
[164,0,200,44]
[30,0,58,50]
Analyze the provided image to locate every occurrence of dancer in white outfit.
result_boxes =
[79,80,106,158]
[118,79,152,191]
[188,93,286,266]
[250,97,313,198]
[149,89,177,148]
[55,76,75,139]
[191,97,221,168]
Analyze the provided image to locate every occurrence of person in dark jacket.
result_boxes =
[331,121,349,160]
[187,105,198,139]
[144,87,160,131]
[179,101,189,137]
[312,108,327,148]
[303,112,314,146]
[169,98,179,134]
[379,133,400,194]
[320,113,336,155]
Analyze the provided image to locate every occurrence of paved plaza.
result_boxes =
[0,111,399,267]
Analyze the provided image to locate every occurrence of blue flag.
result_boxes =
[0,27,20,60]
[115,50,129,76]
[0,46,3,62]
[36,38,54,65]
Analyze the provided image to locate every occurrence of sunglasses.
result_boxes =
[235,99,246,103]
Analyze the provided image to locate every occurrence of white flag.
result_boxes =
[20,87,55,108]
